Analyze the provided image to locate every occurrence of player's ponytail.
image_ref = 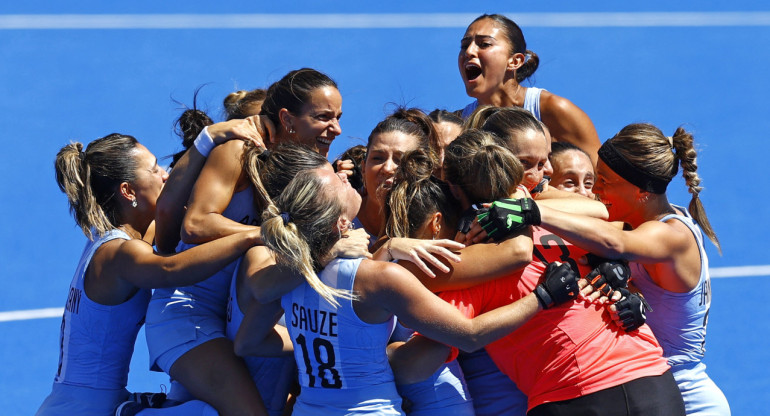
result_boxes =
[171,88,214,169]
[443,129,523,205]
[385,149,460,239]
[55,134,140,239]
[517,50,540,83]
[671,127,721,252]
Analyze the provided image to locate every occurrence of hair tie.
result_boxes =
[280,212,291,225]
[78,151,86,162]
[257,148,271,161]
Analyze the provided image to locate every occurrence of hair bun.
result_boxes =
[396,149,435,184]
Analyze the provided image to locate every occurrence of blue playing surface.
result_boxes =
[2,2,769,415]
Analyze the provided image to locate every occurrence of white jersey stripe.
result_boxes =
[1,12,770,30]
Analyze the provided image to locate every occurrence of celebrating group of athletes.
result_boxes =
[37,13,730,416]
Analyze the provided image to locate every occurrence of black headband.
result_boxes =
[598,141,671,194]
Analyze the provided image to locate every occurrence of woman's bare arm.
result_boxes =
[181,140,257,244]
[85,229,262,305]
[540,92,601,165]
[356,260,541,352]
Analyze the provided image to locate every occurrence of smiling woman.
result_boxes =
[354,108,439,239]
[534,122,728,415]
[143,68,349,416]
[261,68,343,158]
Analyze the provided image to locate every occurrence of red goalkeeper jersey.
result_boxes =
[439,226,670,410]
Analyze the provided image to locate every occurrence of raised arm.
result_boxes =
[181,139,256,244]
[539,92,601,165]
[155,131,212,253]
[156,117,267,253]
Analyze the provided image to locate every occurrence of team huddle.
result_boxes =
[37,13,730,416]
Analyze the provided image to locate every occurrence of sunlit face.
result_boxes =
[435,121,463,176]
[435,121,463,150]
[362,131,420,203]
[316,166,361,223]
[543,128,554,178]
[284,86,342,158]
[594,159,643,222]
[458,18,520,103]
[510,128,549,191]
[130,143,168,214]
[549,149,596,198]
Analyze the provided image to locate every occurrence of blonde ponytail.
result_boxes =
[260,170,356,306]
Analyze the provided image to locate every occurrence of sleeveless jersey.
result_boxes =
[460,87,543,120]
[629,207,730,415]
[281,258,401,414]
[146,186,260,372]
[390,323,474,416]
[163,186,259,315]
[457,348,528,416]
[630,206,710,366]
[226,258,296,416]
[440,226,669,411]
[55,229,151,389]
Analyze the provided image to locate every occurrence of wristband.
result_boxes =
[193,126,215,157]
[534,285,553,309]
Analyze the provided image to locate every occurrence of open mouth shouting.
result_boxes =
[464,63,482,82]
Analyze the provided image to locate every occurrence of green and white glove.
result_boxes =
[476,198,540,241]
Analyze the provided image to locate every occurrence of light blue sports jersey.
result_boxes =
[226,258,296,416]
[390,323,474,416]
[630,206,730,415]
[155,186,259,315]
[37,229,150,416]
[281,258,402,415]
[457,349,527,416]
[630,206,710,366]
[460,87,543,120]
[54,228,150,389]
[146,186,258,371]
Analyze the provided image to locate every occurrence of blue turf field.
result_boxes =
[2,2,769,415]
